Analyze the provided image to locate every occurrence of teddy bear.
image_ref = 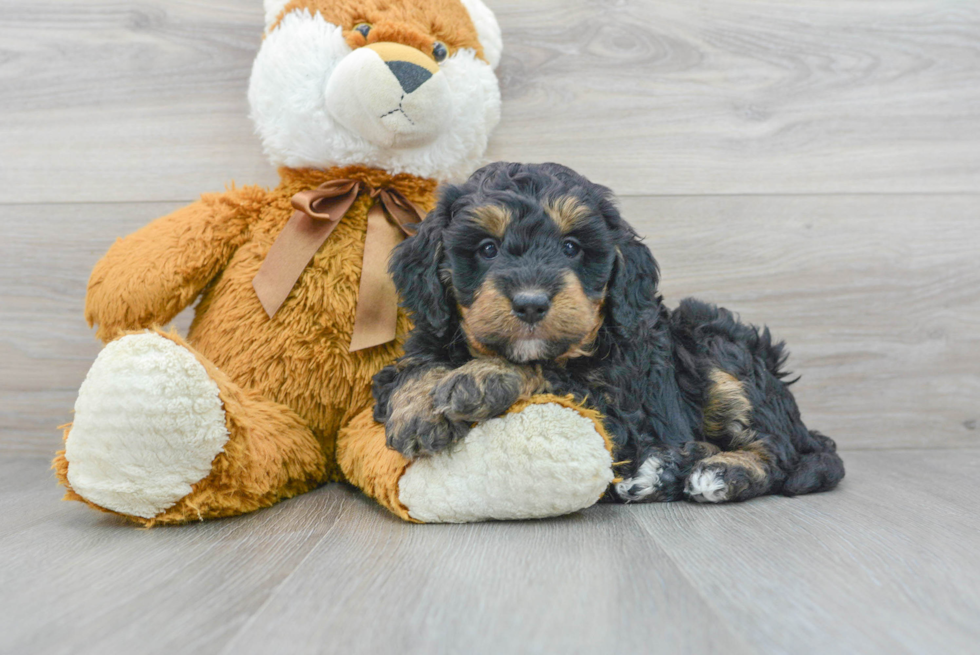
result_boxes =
[53,0,615,526]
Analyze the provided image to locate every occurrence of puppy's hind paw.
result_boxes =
[684,467,731,503]
[615,457,665,502]
[684,451,771,503]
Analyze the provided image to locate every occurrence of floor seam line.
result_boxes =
[215,496,356,655]
[626,509,759,655]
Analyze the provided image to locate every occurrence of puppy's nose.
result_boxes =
[512,291,551,325]
[386,61,432,94]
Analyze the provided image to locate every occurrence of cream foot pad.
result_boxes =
[65,332,229,519]
[399,402,614,523]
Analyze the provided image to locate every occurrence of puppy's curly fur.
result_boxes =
[373,162,845,503]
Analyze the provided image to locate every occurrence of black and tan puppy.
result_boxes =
[373,162,844,503]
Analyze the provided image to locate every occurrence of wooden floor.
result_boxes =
[1,1,978,653]
[3,451,980,654]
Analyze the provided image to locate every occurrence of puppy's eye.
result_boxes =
[561,238,582,258]
[354,23,372,38]
[432,41,448,62]
[478,240,499,260]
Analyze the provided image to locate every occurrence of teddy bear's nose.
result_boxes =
[365,42,440,95]
[386,61,432,94]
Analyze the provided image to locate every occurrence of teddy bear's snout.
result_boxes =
[324,41,451,149]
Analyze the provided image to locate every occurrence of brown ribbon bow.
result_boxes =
[252,179,423,352]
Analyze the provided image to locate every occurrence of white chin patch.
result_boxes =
[249,10,501,181]
[325,48,452,149]
[510,339,547,362]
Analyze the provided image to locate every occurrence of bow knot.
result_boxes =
[252,179,426,351]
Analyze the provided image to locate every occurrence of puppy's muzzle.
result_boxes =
[511,290,551,325]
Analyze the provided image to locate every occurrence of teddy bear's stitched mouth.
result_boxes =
[379,95,416,126]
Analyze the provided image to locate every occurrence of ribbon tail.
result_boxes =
[253,210,341,318]
[377,190,426,235]
[349,203,405,352]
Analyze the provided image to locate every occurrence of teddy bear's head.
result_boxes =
[250,0,502,182]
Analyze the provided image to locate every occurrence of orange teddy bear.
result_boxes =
[54,0,615,525]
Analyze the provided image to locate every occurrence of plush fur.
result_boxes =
[55,328,328,526]
[251,1,501,180]
[54,0,508,526]
[338,394,615,522]
[374,162,846,504]
[397,397,614,523]
[64,331,230,519]
[54,168,433,525]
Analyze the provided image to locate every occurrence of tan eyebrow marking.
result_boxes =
[469,205,512,239]
[545,196,592,233]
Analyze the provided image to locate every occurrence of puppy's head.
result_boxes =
[391,162,661,363]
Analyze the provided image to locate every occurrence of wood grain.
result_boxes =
[488,0,980,195]
[629,448,980,654]
[0,456,357,654]
[217,495,750,655]
[2,195,976,455]
[0,201,189,454]
[1,2,977,653]
[2,451,978,654]
[1,0,979,202]
[622,194,980,451]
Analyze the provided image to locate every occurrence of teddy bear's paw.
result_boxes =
[397,402,614,523]
[64,332,229,519]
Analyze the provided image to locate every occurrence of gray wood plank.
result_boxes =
[0,457,358,655]
[0,0,277,203]
[622,194,980,451]
[2,195,976,455]
[3,451,979,655]
[0,201,189,455]
[629,449,980,654]
[488,0,980,196]
[217,492,750,655]
[2,0,979,202]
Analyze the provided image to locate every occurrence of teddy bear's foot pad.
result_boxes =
[398,402,614,523]
[64,332,229,519]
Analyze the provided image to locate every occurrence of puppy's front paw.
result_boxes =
[385,405,469,459]
[431,363,524,423]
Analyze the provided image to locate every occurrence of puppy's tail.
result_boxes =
[782,430,845,496]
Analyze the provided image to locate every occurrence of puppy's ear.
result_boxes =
[389,186,460,338]
[603,199,661,337]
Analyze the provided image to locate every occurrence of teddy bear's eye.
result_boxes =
[354,23,372,38]
[432,41,448,63]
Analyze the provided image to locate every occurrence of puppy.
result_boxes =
[372,162,845,503]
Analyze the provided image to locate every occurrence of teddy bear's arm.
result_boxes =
[85,187,266,342]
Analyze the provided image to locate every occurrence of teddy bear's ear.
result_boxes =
[263,0,292,32]
[459,0,503,69]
